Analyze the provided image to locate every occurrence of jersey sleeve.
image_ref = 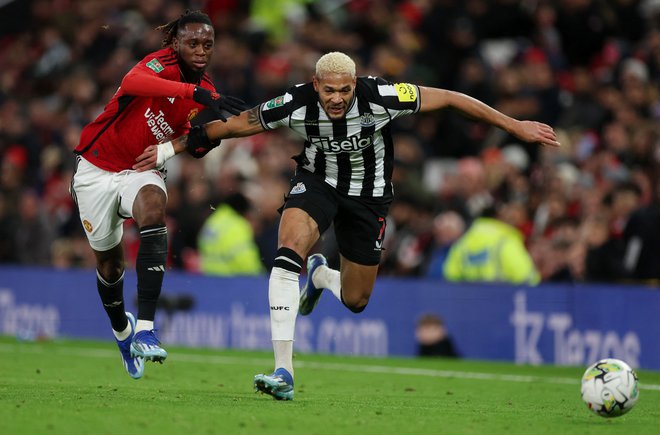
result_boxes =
[373,77,421,120]
[120,56,195,99]
[258,91,294,130]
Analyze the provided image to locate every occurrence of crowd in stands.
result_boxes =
[0,0,658,285]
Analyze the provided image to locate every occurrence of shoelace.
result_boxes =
[138,329,161,345]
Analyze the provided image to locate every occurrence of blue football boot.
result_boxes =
[299,253,328,316]
[254,368,294,401]
[130,329,168,363]
[116,312,144,379]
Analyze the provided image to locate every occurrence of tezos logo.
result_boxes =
[309,134,374,154]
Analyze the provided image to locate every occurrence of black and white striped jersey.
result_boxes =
[258,76,420,198]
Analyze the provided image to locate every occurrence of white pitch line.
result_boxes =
[3,343,660,391]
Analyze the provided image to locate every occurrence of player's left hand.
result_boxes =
[513,120,560,147]
[186,125,221,158]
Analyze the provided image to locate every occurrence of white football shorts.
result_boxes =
[71,157,167,251]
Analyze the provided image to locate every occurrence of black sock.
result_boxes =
[97,270,128,332]
[136,224,168,322]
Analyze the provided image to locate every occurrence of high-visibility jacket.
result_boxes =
[443,217,540,285]
[198,204,264,276]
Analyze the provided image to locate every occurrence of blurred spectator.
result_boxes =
[169,159,216,269]
[424,210,466,278]
[530,216,580,282]
[198,192,264,276]
[622,178,660,282]
[0,192,19,262]
[582,213,625,282]
[443,203,541,285]
[15,188,54,265]
[415,313,459,358]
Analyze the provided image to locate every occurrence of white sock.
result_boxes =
[269,267,299,375]
[113,320,131,341]
[135,320,154,333]
[273,340,294,376]
[312,264,342,301]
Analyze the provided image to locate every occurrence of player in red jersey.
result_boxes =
[70,10,244,379]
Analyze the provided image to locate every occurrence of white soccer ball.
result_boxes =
[581,358,639,417]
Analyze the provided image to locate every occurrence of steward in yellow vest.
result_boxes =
[198,199,264,276]
[443,217,540,285]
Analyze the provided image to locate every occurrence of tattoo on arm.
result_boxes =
[247,107,260,125]
[172,134,188,152]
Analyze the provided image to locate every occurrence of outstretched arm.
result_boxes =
[133,106,267,171]
[418,87,560,148]
[122,66,245,122]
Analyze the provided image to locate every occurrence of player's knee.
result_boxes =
[345,302,367,314]
[341,291,370,313]
[134,186,167,226]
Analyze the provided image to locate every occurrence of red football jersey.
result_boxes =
[75,47,216,172]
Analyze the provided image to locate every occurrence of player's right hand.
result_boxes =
[512,120,560,148]
[192,87,246,122]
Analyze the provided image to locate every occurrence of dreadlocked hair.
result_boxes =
[155,9,213,47]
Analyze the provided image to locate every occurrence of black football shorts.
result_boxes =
[280,169,391,265]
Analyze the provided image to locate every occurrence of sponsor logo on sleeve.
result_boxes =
[146,58,164,73]
[266,95,285,109]
[394,83,417,102]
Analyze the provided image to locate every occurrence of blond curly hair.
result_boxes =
[315,52,356,79]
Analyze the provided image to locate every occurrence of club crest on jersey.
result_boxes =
[83,219,93,233]
[394,83,417,102]
[309,134,374,154]
[360,113,375,127]
[289,182,306,195]
[266,95,285,109]
[146,58,164,73]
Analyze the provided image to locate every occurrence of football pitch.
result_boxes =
[1,337,659,435]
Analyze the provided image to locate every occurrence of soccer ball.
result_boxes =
[580,358,639,417]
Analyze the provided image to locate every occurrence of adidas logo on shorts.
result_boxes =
[290,182,306,195]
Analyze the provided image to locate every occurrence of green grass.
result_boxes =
[1,337,659,435]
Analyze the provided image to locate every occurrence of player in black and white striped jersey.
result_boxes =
[257,73,418,198]
[136,51,560,400]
